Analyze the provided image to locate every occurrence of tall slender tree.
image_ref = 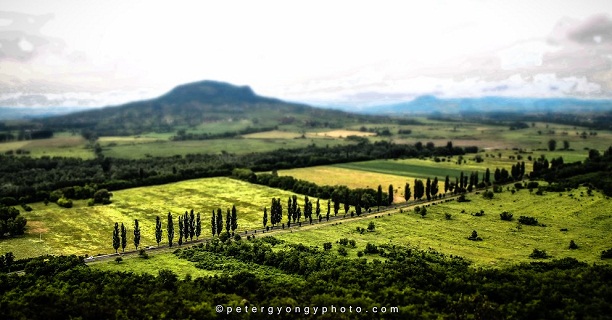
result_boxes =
[444,175,450,193]
[189,210,195,241]
[216,208,223,236]
[388,184,394,205]
[133,219,141,250]
[326,200,331,221]
[287,197,293,224]
[485,168,491,185]
[225,208,231,235]
[120,223,127,252]
[195,212,201,240]
[178,216,183,246]
[315,199,321,221]
[333,200,340,216]
[167,212,174,247]
[425,178,432,201]
[404,182,411,202]
[211,210,216,237]
[155,216,163,246]
[112,222,120,253]
[182,212,189,243]
[431,177,439,198]
[263,207,268,228]
[231,205,238,235]
[377,185,383,209]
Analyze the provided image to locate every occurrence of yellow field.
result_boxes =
[308,130,376,138]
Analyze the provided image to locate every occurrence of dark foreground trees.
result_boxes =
[1,240,611,319]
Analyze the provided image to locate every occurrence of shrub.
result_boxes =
[527,181,539,189]
[519,216,539,226]
[233,234,242,241]
[115,257,123,264]
[420,207,427,218]
[569,240,578,250]
[601,248,612,259]
[457,195,469,202]
[500,211,514,221]
[473,210,484,217]
[323,242,332,251]
[467,230,482,241]
[529,248,550,259]
[138,249,149,259]
[367,221,375,231]
[482,190,494,199]
[493,185,503,193]
[348,239,356,248]
[445,213,452,220]
[337,247,348,256]
[357,251,364,257]
[57,197,73,208]
[364,243,379,254]
[338,238,349,246]
[219,232,231,243]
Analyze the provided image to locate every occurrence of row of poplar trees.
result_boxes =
[113,207,239,252]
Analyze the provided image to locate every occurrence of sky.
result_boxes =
[1,0,612,108]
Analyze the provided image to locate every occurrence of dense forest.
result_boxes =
[1,238,610,319]
[0,140,473,205]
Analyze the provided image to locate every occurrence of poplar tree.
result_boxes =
[178,216,183,246]
[426,178,432,201]
[388,184,394,205]
[155,216,163,246]
[431,177,439,198]
[216,208,223,236]
[120,223,127,252]
[334,200,340,217]
[182,212,189,243]
[444,175,450,193]
[112,222,120,253]
[287,197,293,224]
[231,205,238,235]
[404,182,411,202]
[211,210,216,237]
[133,219,141,250]
[377,185,383,209]
[195,212,201,239]
[189,210,195,241]
[167,212,174,247]
[263,207,268,228]
[225,208,231,235]
[326,200,331,221]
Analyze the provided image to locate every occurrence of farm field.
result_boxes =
[0,177,304,259]
[0,135,94,159]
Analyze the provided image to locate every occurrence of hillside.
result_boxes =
[38,80,381,136]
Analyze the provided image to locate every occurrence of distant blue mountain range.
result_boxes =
[0,106,92,120]
[338,96,612,115]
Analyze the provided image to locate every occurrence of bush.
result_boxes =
[420,207,427,218]
[323,242,332,251]
[457,195,469,202]
[527,181,539,189]
[138,249,149,259]
[467,230,482,241]
[445,213,452,220]
[348,239,356,248]
[364,243,379,254]
[57,197,73,208]
[219,232,231,242]
[493,185,503,193]
[519,216,539,226]
[367,221,375,231]
[500,211,514,221]
[115,257,123,264]
[473,210,484,217]
[338,238,349,246]
[337,247,348,256]
[0,197,18,206]
[569,240,578,250]
[529,248,550,259]
[357,251,364,257]
[601,248,612,259]
[482,190,494,199]
[233,234,242,241]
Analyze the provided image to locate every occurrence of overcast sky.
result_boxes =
[1,0,612,108]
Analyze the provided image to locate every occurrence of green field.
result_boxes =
[0,177,305,259]
[0,135,94,159]
[89,185,612,278]
[275,186,612,267]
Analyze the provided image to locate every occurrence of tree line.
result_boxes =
[0,140,475,206]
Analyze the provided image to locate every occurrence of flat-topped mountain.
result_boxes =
[39,80,375,135]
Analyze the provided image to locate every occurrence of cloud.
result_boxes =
[0,11,63,61]
[565,14,612,45]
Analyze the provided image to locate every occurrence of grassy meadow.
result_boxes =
[89,185,612,278]
[0,177,304,259]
